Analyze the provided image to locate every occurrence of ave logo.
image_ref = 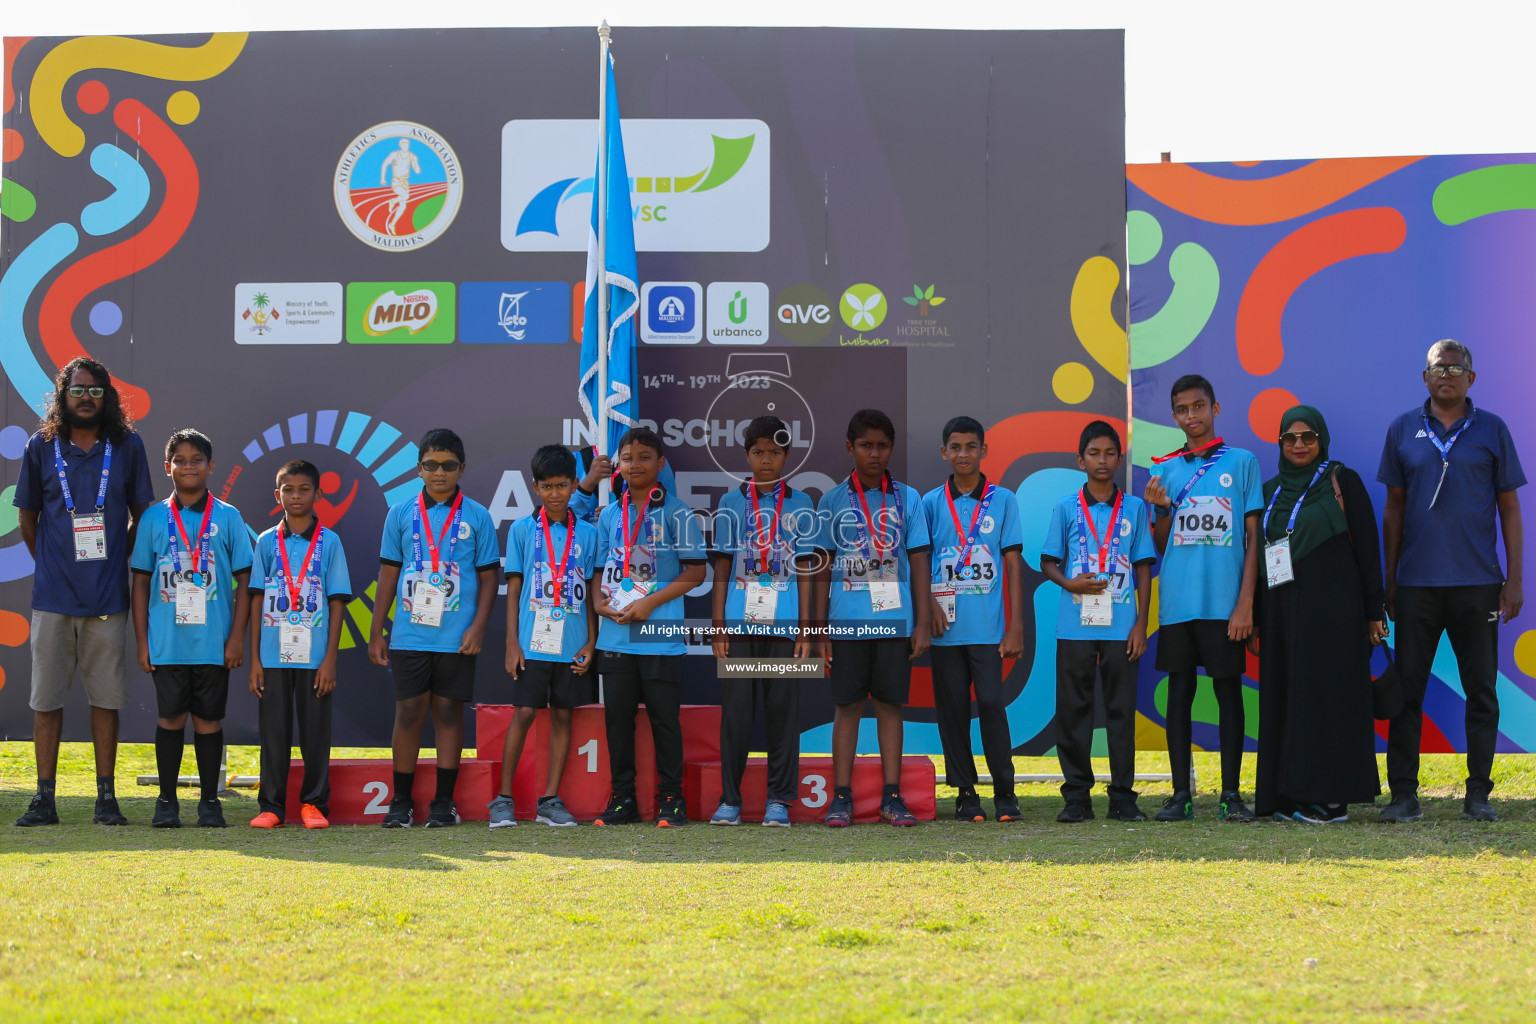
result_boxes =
[773,284,834,345]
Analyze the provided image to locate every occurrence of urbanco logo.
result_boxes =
[334,121,463,252]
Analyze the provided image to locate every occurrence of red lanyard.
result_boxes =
[850,472,889,561]
[276,520,322,611]
[748,481,786,572]
[1151,435,1224,466]
[171,497,215,572]
[620,489,649,580]
[944,479,988,566]
[1078,489,1124,573]
[418,490,463,573]
[541,507,575,605]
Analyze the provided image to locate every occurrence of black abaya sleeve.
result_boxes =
[1337,467,1385,621]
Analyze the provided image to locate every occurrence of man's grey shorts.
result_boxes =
[30,611,129,712]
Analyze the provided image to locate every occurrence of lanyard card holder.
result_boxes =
[529,604,566,654]
[73,514,107,561]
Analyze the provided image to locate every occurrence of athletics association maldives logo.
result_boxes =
[334,121,463,252]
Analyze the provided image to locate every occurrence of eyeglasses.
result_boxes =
[1280,431,1320,446]
[67,386,106,399]
[419,459,461,473]
[1426,364,1469,378]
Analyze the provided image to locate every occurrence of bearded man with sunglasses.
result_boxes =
[12,358,155,826]
[1378,340,1524,823]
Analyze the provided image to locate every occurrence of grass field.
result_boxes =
[2,744,1534,1023]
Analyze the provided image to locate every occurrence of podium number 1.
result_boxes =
[578,738,598,774]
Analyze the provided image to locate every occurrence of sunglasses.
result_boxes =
[419,459,461,473]
[1280,431,1320,446]
[67,386,106,399]
[1426,364,1469,378]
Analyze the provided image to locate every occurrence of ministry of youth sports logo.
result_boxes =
[335,121,463,252]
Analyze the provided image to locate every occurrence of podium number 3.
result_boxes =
[363,781,389,815]
[578,739,598,774]
[801,774,828,808]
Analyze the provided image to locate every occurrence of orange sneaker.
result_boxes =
[249,811,283,829]
[300,804,330,829]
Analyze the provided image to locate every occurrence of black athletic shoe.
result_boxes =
[93,794,128,826]
[197,797,227,828]
[993,794,1022,823]
[955,791,986,822]
[592,793,640,826]
[1379,793,1423,823]
[1108,799,1147,822]
[1155,791,1194,822]
[382,795,413,828]
[1463,794,1498,822]
[424,799,461,828]
[152,796,182,829]
[1056,799,1094,823]
[823,792,853,828]
[656,794,687,827]
[1218,791,1256,822]
[14,793,59,827]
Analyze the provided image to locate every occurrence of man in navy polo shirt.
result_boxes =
[1379,339,1524,823]
[12,358,155,826]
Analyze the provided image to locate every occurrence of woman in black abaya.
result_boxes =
[1254,406,1387,822]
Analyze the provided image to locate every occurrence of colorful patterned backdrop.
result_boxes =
[1127,156,1536,755]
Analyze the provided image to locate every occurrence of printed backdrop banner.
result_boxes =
[0,28,1127,751]
[1128,155,1536,754]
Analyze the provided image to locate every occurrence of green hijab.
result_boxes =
[1261,404,1350,561]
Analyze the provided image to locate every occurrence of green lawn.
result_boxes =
[2,744,1534,1023]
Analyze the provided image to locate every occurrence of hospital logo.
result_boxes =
[334,120,463,252]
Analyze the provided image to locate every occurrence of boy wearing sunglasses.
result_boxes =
[368,430,501,828]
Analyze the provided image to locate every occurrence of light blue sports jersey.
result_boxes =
[505,512,598,662]
[816,474,930,638]
[249,523,353,669]
[595,489,707,655]
[378,490,502,653]
[1041,486,1157,641]
[130,494,253,665]
[922,478,1024,647]
[1153,446,1264,624]
[711,482,818,638]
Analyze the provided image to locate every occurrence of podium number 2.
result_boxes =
[801,774,828,808]
[363,781,389,815]
[578,739,598,774]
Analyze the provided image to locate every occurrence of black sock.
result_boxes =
[996,788,1016,800]
[155,726,184,799]
[958,787,976,799]
[834,785,852,800]
[37,778,56,800]
[393,771,414,802]
[192,730,223,802]
[434,767,459,802]
[96,776,114,798]
[882,783,900,801]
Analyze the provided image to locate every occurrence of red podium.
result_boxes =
[281,758,497,825]
[475,704,722,821]
[685,755,937,823]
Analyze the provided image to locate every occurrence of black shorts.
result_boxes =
[512,658,596,709]
[153,664,230,721]
[1155,619,1246,677]
[596,650,682,685]
[828,638,910,706]
[391,650,477,702]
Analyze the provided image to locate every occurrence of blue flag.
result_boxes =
[578,55,639,462]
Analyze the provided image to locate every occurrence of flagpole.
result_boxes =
[595,20,612,479]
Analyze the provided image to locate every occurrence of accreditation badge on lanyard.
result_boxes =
[530,509,574,655]
[743,483,787,624]
[54,438,112,561]
[276,523,324,663]
[1422,412,1474,510]
[411,491,463,627]
[851,474,903,613]
[1076,490,1124,627]
[1263,461,1329,589]
[167,497,215,626]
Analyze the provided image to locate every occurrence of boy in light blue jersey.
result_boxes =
[130,429,253,829]
[368,429,502,829]
[489,445,599,829]
[922,416,1025,823]
[246,460,352,830]
[708,416,818,827]
[814,409,932,828]
[1041,422,1156,823]
[1143,374,1264,822]
[591,428,707,827]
